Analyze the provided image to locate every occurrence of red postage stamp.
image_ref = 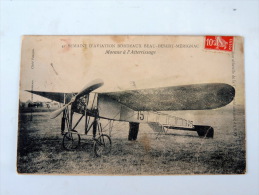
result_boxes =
[205,36,234,52]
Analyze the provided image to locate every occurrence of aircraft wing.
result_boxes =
[25,90,74,103]
[97,83,235,127]
[26,83,234,111]
[98,83,235,111]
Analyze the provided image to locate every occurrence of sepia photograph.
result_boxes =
[17,35,246,175]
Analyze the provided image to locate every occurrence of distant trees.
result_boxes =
[28,102,43,108]
[19,100,60,108]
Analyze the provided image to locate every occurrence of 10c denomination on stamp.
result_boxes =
[205,36,234,52]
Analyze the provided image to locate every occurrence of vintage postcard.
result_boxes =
[18,35,245,175]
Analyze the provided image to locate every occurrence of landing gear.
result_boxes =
[61,102,112,156]
[93,134,112,157]
[62,131,81,150]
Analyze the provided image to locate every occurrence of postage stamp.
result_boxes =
[205,36,234,52]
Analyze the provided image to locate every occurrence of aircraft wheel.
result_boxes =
[93,134,112,157]
[62,131,81,150]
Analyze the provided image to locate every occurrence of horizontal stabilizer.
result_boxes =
[148,122,164,133]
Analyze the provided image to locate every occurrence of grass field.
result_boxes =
[17,105,245,175]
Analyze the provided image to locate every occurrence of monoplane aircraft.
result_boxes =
[26,79,235,156]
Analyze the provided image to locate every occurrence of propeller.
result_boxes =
[50,79,104,119]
